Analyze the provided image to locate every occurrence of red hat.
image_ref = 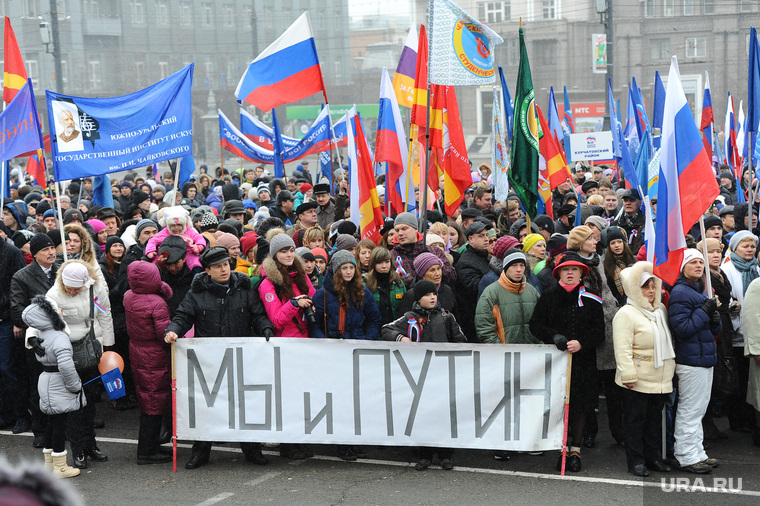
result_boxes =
[300,183,313,193]
[311,247,328,261]
[552,251,590,279]
[240,231,259,256]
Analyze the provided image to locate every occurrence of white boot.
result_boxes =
[51,450,80,478]
[43,448,53,471]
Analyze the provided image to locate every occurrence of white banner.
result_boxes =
[569,131,615,161]
[175,338,568,451]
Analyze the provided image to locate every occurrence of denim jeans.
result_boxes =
[0,322,30,422]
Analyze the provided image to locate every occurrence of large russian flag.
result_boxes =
[376,67,410,215]
[724,93,741,172]
[654,57,720,285]
[240,109,299,149]
[700,72,714,162]
[235,12,326,112]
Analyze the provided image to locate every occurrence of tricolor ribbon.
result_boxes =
[407,318,421,342]
[395,256,407,276]
[628,229,638,245]
[578,287,604,307]
[93,297,108,313]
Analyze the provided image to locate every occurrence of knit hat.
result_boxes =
[522,233,545,254]
[132,189,150,206]
[729,230,758,252]
[267,233,294,258]
[335,233,358,251]
[533,215,555,235]
[242,199,257,211]
[567,225,594,251]
[311,247,328,262]
[29,233,54,256]
[605,226,627,246]
[330,249,356,272]
[492,235,520,260]
[135,218,157,237]
[87,219,107,235]
[702,215,722,231]
[257,182,271,197]
[216,231,240,252]
[105,235,125,255]
[337,220,357,236]
[680,248,704,273]
[12,230,33,250]
[300,183,313,193]
[425,234,445,248]
[200,246,230,268]
[412,252,442,278]
[502,248,527,270]
[61,262,90,287]
[47,229,66,248]
[199,211,218,232]
[153,184,166,194]
[414,280,438,301]
[394,212,417,229]
[240,231,259,256]
[43,209,56,219]
[585,215,608,231]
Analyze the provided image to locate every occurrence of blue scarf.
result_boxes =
[730,252,760,296]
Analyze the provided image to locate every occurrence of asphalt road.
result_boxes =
[1,400,759,506]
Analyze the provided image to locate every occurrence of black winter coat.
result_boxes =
[454,245,491,343]
[381,303,466,343]
[0,240,26,321]
[161,264,195,317]
[10,261,58,328]
[529,283,605,413]
[165,271,274,338]
[398,280,458,320]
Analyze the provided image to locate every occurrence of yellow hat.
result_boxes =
[522,233,545,254]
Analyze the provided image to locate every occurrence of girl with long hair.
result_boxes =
[364,247,406,325]
[603,227,636,306]
[355,239,376,275]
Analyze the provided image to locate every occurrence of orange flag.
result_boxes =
[355,117,384,244]
[410,25,428,138]
[4,17,28,105]
[439,86,470,216]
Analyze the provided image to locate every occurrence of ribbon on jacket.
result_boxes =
[628,228,638,245]
[578,286,604,307]
[395,256,407,276]
[407,318,421,342]
[93,297,108,313]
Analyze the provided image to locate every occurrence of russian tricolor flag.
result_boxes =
[653,57,720,285]
[235,12,326,112]
[376,67,411,215]
[700,72,714,162]
[724,93,741,173]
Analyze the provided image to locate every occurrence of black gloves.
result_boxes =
[262,328,274,342]
[710,312,721,326]
[553,334,568,351]
[701,298,718,316]
[28,337,45,357]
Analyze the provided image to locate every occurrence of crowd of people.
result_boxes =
[1,158,759,478]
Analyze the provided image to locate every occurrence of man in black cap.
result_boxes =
[454,218,493,342]
[554,204,575,235]
[222,199,245,224]
[313,183,334,230]
[270,190,296,227]
[581,180,599,198]
[97,207,121,237]
[295,201,318,230]
[613,188,645,253]
[164,246,275,470]
[0,232,27,433]
[155,235,193,317]
[720,205,735,237]
[9,234,58,446]
[460,207,483,229]
[533,214,555,241]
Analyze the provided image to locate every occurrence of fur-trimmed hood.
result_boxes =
[54,258,101,292]
[260,256,305,287]
[620,261,662,311]
[21,295,68,332]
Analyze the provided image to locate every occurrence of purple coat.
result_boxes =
[124,261,173,415]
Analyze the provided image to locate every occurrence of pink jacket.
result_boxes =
[258,257,315,338]
[145,227,206,270]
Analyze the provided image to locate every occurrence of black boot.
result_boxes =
[137,414,167,464]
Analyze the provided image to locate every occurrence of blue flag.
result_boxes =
[748,28,760,138]
[607,79,622,158]
[47,65,194,181]
[178,155,195,190]
[101,368,126,401]
[92,174,113,208]
[0,80,45,163]
[498,67,514,143]
[271,108,285,179]
[652,71,666,150]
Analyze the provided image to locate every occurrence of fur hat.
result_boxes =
[162,206,189,228]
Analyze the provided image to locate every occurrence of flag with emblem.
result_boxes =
[3,17,28,105]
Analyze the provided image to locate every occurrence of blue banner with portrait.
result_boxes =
[46,64,194,181]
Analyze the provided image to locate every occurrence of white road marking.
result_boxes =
[245,471,281,486]
[3,431,758,497]
[195,492,235,506]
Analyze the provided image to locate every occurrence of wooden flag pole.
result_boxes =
[698,215,713,296]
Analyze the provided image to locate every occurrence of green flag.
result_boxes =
[508,28,540,217]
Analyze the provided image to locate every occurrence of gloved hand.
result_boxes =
[553,334,568,351]
[710,312,721,326]
[262,328,274,342]
[729,301,742,316]
[701,298,718,316]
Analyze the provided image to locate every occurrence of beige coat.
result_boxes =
[612,262,675,394]
[741,278,760,410]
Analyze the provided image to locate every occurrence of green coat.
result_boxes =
[371,279,406,322]
[475,275,540,344]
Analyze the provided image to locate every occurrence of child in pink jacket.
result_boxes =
[145,206,206,272]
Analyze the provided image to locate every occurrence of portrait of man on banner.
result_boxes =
[51,101,84,153]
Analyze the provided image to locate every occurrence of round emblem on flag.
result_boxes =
[265,293,275,303]
[519,90,540,151]
[452,21,494,79]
